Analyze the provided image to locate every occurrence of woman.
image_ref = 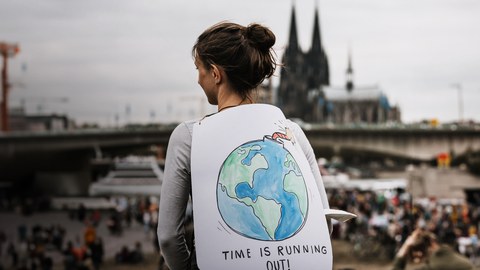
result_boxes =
[158,22,331,270]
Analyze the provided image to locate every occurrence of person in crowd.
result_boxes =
[157,21,331,270]
[89,237,104,270]
[52,225,66,251]
[90,210,101,227]
[7,242,18,268]
[39,253,53,270]
[71,236,87,267]
[0,230,5,257]
[106,211,122,236]
[63,241,76,270]
[391,228,474,270]
[77,204,86,222]
[129,241,144,264]
[143,210,151,238]
[83,222,96,248]
[115,245,131,264]
[17,240,29,270]
[17,224,27,242]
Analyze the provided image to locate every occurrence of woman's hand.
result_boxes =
[396,228,422,258]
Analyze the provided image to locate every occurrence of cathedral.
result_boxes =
[277,5,401,124]
[277,5,329,122]
[323,52,401,124]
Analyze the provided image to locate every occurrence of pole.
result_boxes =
[0,42,19,132]
[1,51,8,132]
[457,84,463,123]
[451,83,463,124]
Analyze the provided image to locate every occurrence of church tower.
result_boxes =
[278,4,330,122]
[278,5,307,119]
[306,5,329,90]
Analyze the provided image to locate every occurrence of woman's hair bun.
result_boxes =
[244,23,276,53]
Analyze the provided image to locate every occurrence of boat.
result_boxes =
[89,156,164,196]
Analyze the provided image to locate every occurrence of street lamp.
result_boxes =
[451,83,463,123]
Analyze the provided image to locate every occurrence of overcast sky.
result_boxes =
[1,0,479,125]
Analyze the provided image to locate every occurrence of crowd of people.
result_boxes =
[0,195,162,270]
[0,220,104,270]
[328,187,480,266]
[0,196,52,216]
[0,223,68,270]
[2,186,479,269]
[114,242,144,265]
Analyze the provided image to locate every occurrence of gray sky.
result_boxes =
[1,0,479,125]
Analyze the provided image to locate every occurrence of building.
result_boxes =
[9,107,74,132]
[277,4,401,124]
[277,5,329,122]
[89,156,164,196]
[323,52,401,124]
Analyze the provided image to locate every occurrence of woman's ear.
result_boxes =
[211,64,222,85]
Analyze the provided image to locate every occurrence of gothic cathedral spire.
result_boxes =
[346,47,354,92]
[286,4,299,55]
[310,3,322,55]
[306,4,329,89]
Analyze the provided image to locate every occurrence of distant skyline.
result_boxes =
[1,0,479,125]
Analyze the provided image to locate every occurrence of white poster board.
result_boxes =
[191,104,332,270]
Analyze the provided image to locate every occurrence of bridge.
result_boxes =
[0,127,172,159]
[304,126,480,161]
[1,125,479,195]
[2,125,479,160]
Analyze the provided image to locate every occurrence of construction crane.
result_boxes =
[1,42,20,132]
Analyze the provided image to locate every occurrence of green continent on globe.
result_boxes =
[217,139,308,241]
[219,145,268,206]
[250,196,281,239]
[283,153,307,216]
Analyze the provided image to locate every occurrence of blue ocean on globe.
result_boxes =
[217,137,308,241]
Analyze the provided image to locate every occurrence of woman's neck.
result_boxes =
[216,86,253,112]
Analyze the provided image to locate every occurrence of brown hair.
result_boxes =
[192,22,277,99]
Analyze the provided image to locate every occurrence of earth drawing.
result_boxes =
[217,132,309,241]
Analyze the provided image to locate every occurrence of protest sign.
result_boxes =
[191,104,332,270]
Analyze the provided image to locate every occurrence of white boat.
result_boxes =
[89,156,164,196]
[323,177,407,192]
